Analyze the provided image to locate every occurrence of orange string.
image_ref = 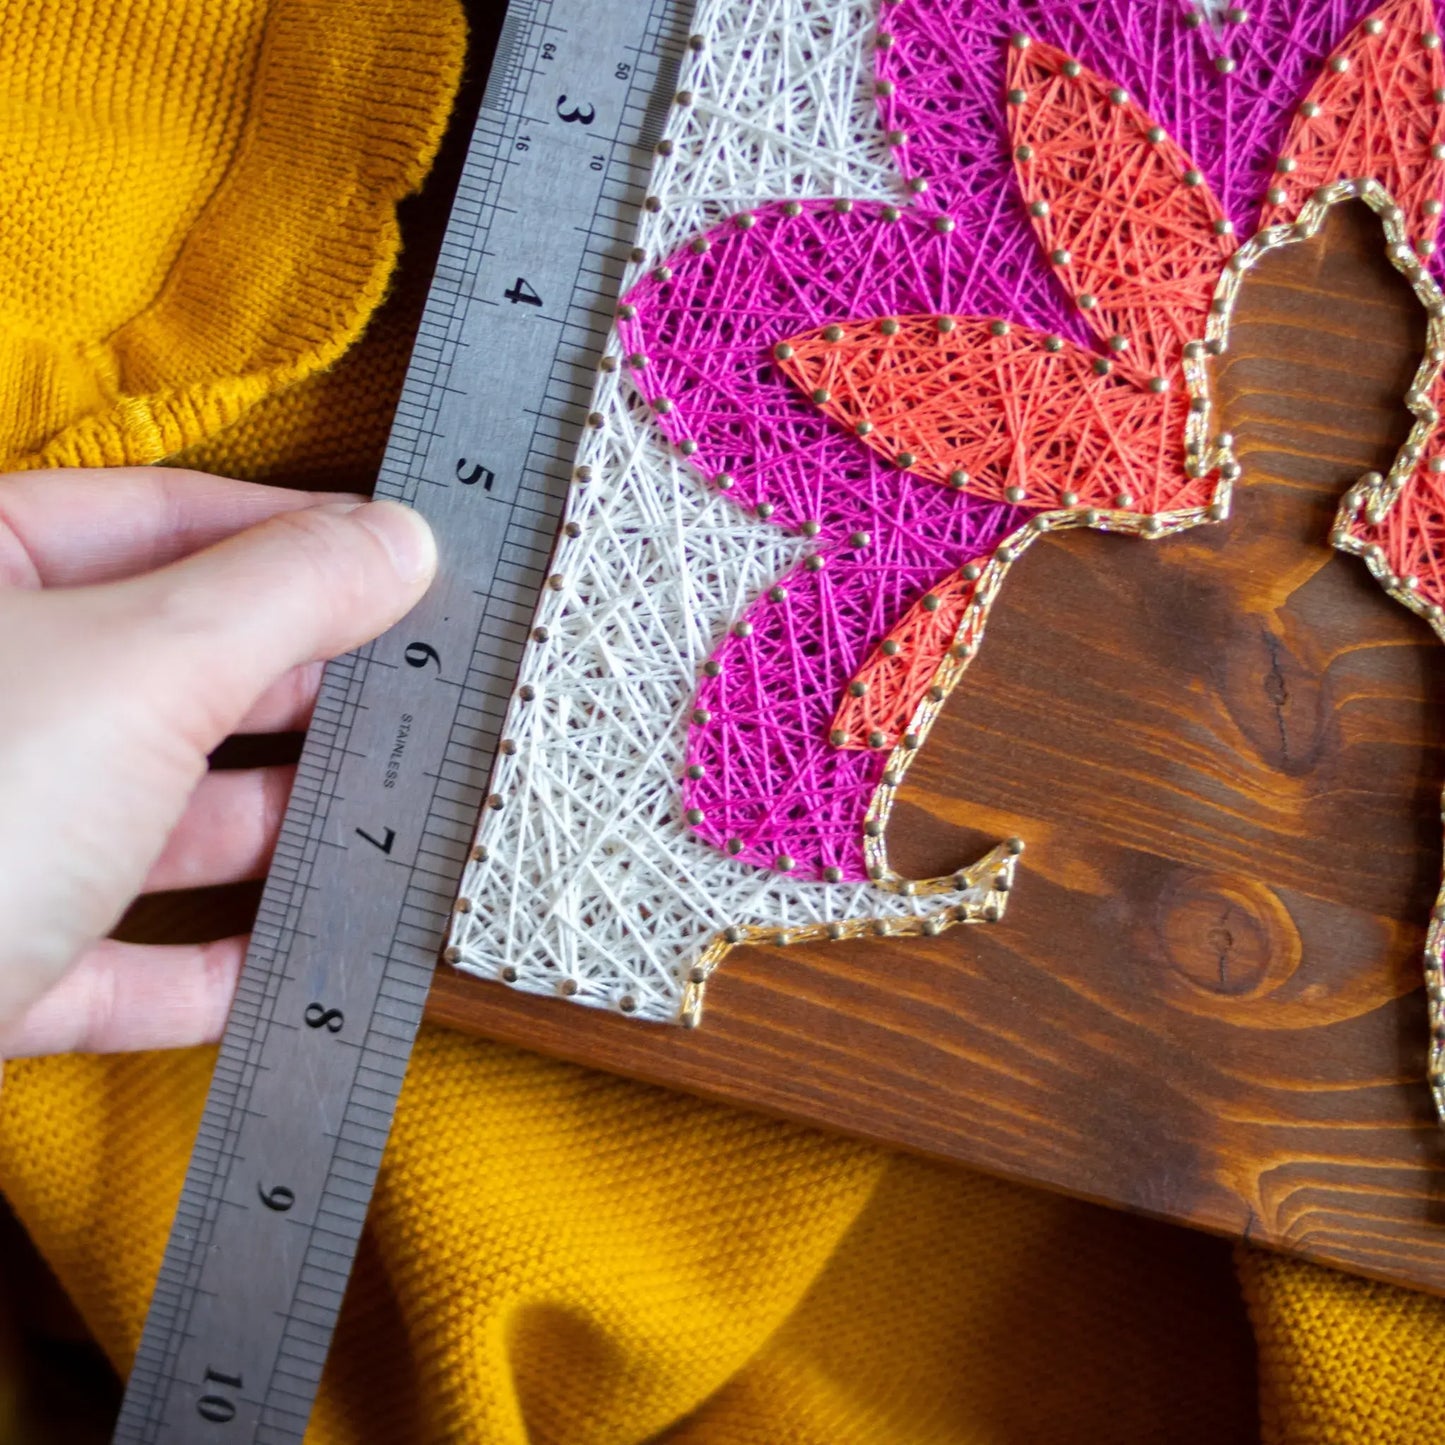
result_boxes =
[1262,0,1445,247]
[828,567,977,751]
[776,314,1204,513]
[1006,36,1238,385]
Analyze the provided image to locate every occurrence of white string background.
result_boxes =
[448,0,1024,1023]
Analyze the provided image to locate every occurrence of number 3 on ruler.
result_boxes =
[555,94,595,125]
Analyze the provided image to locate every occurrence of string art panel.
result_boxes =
[448,0,1445,1122]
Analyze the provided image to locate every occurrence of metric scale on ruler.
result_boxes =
[112,1,694,1437]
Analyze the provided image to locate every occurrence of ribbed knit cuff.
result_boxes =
[6,0,465,471]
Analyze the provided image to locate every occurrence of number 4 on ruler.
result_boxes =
[504,276,542,306]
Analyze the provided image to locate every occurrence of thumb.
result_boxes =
[107,497,437,744]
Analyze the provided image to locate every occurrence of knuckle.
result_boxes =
[265,507,377,617]
[269,505,357,572]
[257,768,294,850]
[80,950,121,1054]
[199,940,242,1040]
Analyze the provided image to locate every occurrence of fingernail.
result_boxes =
[351,499,437,586]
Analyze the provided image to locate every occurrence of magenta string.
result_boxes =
[617,0,1433,883]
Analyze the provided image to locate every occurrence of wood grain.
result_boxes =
[427,200,1445,1294]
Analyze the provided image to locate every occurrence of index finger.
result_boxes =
[0,467,363,588]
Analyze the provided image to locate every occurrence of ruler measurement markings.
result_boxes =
[438,755,490,785]
[115,0,694,1438]
[469,635,536,675]
[502,492,561,522]
[500,505,559,534]
[442,727,493,762]
[438,724,496,762]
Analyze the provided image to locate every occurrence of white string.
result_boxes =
[1189,0,1234,29]
[449,0,992,1023]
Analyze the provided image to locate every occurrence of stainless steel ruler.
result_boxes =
[112,1,692,1437]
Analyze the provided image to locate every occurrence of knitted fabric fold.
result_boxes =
[0,1035,1262,1444]
[0,0,465,470]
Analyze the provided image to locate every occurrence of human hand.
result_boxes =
[0,468,436,1062]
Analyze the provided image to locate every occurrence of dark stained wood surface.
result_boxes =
[426,200,1445,1294]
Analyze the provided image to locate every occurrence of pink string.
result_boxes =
[620,0,1439,883]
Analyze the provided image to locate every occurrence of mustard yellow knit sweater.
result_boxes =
[0,4,1440,1441]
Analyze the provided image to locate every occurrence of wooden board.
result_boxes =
[426,199,1445,1295]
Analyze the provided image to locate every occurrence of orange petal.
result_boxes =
[776,315,1206,514]
[1263,0,1445,243]
[830,569,977,752]
[1007,37,1236,382]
